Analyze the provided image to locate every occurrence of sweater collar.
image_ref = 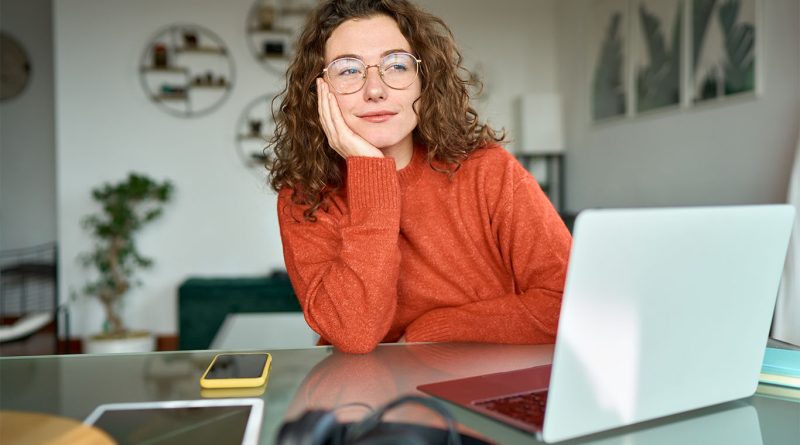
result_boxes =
[397,143,427,189]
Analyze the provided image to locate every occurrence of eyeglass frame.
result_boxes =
[321,51,423,95]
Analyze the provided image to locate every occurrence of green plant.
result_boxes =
[81,173,174,337]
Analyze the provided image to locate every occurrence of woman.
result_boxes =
[269,0,571,354]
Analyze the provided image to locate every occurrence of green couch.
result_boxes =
[178,272,300,350]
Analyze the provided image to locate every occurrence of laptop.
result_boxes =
[419,205,794,442]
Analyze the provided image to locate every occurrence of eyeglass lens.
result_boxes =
[326,53,418,94]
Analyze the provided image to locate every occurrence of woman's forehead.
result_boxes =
[324,15,412,62]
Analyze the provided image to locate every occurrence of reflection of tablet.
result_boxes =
[83,399,263,445]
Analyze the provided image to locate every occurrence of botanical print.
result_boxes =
[634,0,682,113]
[692,0,756,101]
[591,0,628,121]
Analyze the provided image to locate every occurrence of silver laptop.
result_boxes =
[419,205,794,442]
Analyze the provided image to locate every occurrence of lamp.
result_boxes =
[517,93,565,154]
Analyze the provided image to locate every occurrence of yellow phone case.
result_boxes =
[199,352,272,389]
[200,385,267,399]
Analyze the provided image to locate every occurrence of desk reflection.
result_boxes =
[284,343,553,437]
[566,402,762,445]
[283,343,765,445]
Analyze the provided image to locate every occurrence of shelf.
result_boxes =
[153,93,188,102]
[141,66,189,73]
[174,46,226,55]
[514,152,565,212]
[191,83,230,89]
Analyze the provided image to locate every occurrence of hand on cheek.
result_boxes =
[316,78,383,159]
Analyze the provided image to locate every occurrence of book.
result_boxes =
[756,383,800,400]
[759,347,800,389]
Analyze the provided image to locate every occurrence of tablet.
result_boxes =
[83,398,263,445]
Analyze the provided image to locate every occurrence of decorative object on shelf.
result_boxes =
[515,93,565,212]
[0,31,32,102]
[245,0,318,75]
[139,24,235,118]
[235,93,279,179]
[152,43,169,68]
[80,173,174,354]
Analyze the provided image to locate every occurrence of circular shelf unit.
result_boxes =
[139,24,235,118]
[245,0,317,75]
[236,93,279,178]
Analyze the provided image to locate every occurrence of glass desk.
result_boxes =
[1,343,798,444]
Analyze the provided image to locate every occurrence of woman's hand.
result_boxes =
[317,78,384,159]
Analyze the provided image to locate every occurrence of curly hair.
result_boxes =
[268,0,505,219]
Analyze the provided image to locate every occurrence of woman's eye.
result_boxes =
[386,64,407,72]
[339,67,361,76]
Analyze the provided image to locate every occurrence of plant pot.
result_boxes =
[84,330,155,354]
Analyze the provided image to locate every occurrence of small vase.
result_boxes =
[84,331,155,354]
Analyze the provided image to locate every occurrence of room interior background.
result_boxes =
[0,0,798,343]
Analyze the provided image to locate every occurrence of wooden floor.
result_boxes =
[0,331,61,356]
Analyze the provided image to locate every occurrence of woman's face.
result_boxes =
[324,15,421,158]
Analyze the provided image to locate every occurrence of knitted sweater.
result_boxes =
[277,144,572,354]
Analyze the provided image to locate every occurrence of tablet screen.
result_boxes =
[84,399,262,445]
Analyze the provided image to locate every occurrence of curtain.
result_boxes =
[773,125,800,346]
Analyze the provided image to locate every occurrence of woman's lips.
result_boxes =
[359,112,396,123]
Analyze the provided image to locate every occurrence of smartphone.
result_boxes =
[200,352,272,389]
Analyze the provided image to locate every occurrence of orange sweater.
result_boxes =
[277,144,572,353]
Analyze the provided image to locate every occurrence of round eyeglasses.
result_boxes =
[322,52,422,95]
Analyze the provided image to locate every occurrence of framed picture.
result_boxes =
[633,0,683,113]
[691,0,758,102]
[590,0,629,121]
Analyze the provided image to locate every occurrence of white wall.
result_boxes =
[53,0,557,337]
[418,0,558,150]
[555,0,800,211]
[0,0,56,250]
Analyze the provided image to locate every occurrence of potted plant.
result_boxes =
[80,173,174,354]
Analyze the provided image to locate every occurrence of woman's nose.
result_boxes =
[362,66,387,101]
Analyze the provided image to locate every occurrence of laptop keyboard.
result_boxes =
[473,390,548,429]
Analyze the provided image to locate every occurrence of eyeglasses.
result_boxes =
[322,52,422,95]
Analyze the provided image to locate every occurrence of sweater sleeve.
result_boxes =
[403,166,571,344]
[278,157,402,354]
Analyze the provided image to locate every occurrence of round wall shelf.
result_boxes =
[235,93,279,179]
[245,0,317,75]
[139,24,235,118]
[0,32,31,101]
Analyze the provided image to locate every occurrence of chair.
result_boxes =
[0,243,69,355]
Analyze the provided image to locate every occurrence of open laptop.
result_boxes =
[419,205,794,442]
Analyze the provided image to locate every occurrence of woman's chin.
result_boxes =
[361,133,412,153]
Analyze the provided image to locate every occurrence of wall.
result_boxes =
[556,0,800,211]
[0,0,56,250]
[53,0,558,337]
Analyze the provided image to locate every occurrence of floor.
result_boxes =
[0,329,60,356]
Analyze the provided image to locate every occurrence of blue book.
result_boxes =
[759,347,800,389]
